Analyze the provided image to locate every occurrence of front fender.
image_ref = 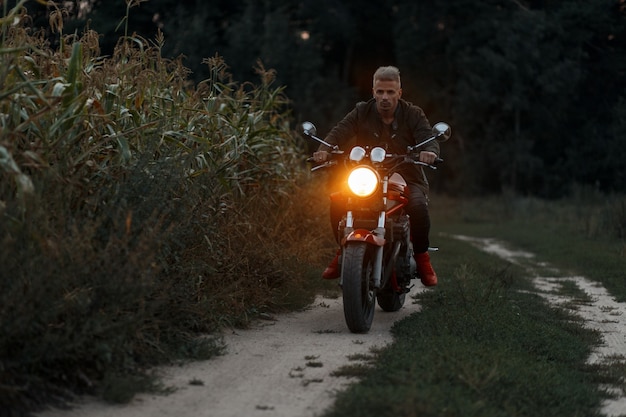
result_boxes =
[342,229,386,247]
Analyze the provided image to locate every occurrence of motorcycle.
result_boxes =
[302,121,451,333]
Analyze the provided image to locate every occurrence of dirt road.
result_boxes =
[38,289,425,417]
[38,236,626,417]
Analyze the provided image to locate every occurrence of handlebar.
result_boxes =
[400,154,443,170]
[307,153,443,172]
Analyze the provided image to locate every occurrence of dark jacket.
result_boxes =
[319,98,439,191]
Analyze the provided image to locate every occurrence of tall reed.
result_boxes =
[0,3,316,413]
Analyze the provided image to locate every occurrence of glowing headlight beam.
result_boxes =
[347,167,378,197]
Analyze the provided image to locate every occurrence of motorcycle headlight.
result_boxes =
[347,166,379,197]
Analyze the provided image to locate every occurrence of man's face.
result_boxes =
[373,79,402,116]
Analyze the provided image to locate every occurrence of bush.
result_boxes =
[0,4,328,414]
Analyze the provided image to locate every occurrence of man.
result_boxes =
[313,66,439,287]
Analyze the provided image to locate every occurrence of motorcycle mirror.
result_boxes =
[301,121,317,136]
[433,122,451,142]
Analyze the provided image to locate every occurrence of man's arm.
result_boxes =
[314,106,360,161]
[410,106,440,157]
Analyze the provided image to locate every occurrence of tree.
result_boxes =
[394,0,625,195]
[14,0,626,195]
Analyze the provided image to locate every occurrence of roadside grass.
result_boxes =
[324,192,626,417]
[430,192,626,302]
[554,280,596,311]
[0,4,336,413]
[324,235,608,417]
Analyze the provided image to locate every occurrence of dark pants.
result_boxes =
[329,182,431,253]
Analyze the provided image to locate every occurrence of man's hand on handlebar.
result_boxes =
[313,150,330,163]
[419,151,437,165]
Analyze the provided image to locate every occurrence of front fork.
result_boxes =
[339,176,394,288]
[340,210,386,288]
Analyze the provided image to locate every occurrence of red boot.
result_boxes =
[415,251,437,287]
[322,250,341,279]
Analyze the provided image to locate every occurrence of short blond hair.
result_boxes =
[373,66,401,87]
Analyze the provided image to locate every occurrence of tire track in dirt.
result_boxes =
[452,235,626,417]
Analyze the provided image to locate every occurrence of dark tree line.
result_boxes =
[16,0,626,196]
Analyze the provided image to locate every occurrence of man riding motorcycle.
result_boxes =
[313,66,439,286]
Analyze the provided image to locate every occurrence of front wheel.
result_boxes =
[342,242,376,333]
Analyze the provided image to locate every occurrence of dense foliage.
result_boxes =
[24,0,626,196]
[1,2,333,413]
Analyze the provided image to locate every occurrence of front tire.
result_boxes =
[342,242,376,333]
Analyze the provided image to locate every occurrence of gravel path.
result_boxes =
[38,236,626,417]
[38,289,424,417]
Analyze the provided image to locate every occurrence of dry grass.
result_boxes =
[0,4,331,414]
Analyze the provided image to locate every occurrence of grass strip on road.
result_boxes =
[323,235,609,417]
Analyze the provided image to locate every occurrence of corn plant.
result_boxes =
[0,3,313,414]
